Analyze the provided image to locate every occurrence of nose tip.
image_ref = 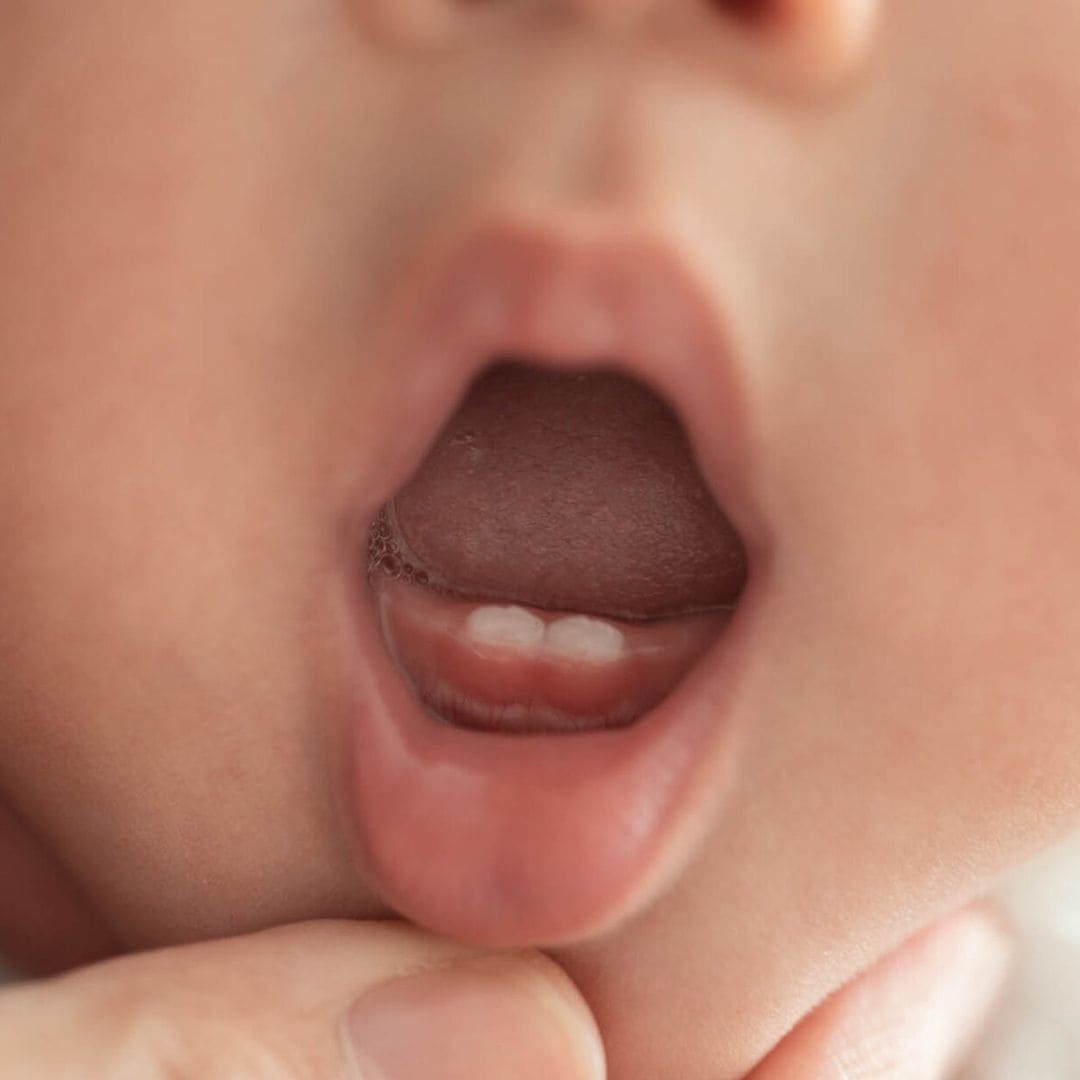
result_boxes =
[706,0,881,87]
[371,0,880,90]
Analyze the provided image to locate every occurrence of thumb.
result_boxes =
[0,919,605,1080]
[749,903,1013,1079]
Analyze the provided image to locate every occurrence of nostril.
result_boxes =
[711,0,772,22]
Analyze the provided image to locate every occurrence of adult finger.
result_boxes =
[0,919,606,1080]
[749,903,1013,1079]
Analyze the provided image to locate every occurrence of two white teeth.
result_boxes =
[465,605,626,664]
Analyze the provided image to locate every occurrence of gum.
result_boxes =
[371,571,731,733]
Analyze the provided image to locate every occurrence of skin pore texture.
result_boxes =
[4,1,1080,1076]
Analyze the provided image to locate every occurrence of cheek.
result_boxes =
[0,1,394,942]
[753,0,1080,848]
[557,9,1080,1075]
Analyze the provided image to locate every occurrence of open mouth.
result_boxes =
[368,361,747,735]
[341,220,766,947]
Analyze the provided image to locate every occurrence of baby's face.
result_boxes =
[4,2,1080,1075]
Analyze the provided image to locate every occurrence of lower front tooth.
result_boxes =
[544,615,625,663]
[465,605,546,652]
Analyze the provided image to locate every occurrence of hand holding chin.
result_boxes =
[748,904,1012,1080]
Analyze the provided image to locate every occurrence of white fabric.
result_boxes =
[960,830,1080,1078]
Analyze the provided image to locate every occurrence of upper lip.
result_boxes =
[365,213,761,553]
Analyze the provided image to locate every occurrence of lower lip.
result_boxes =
[340,554,761,948]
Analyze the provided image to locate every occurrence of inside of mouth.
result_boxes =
[367,360,748,734]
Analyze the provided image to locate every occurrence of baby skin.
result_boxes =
[0,0,1077,1075]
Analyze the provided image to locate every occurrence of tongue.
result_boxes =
[373,362,746,621]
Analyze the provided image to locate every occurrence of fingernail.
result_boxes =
[343,956,605,1080]
[922,906,1014,1076]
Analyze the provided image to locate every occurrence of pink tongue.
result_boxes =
[375,363,746,620]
